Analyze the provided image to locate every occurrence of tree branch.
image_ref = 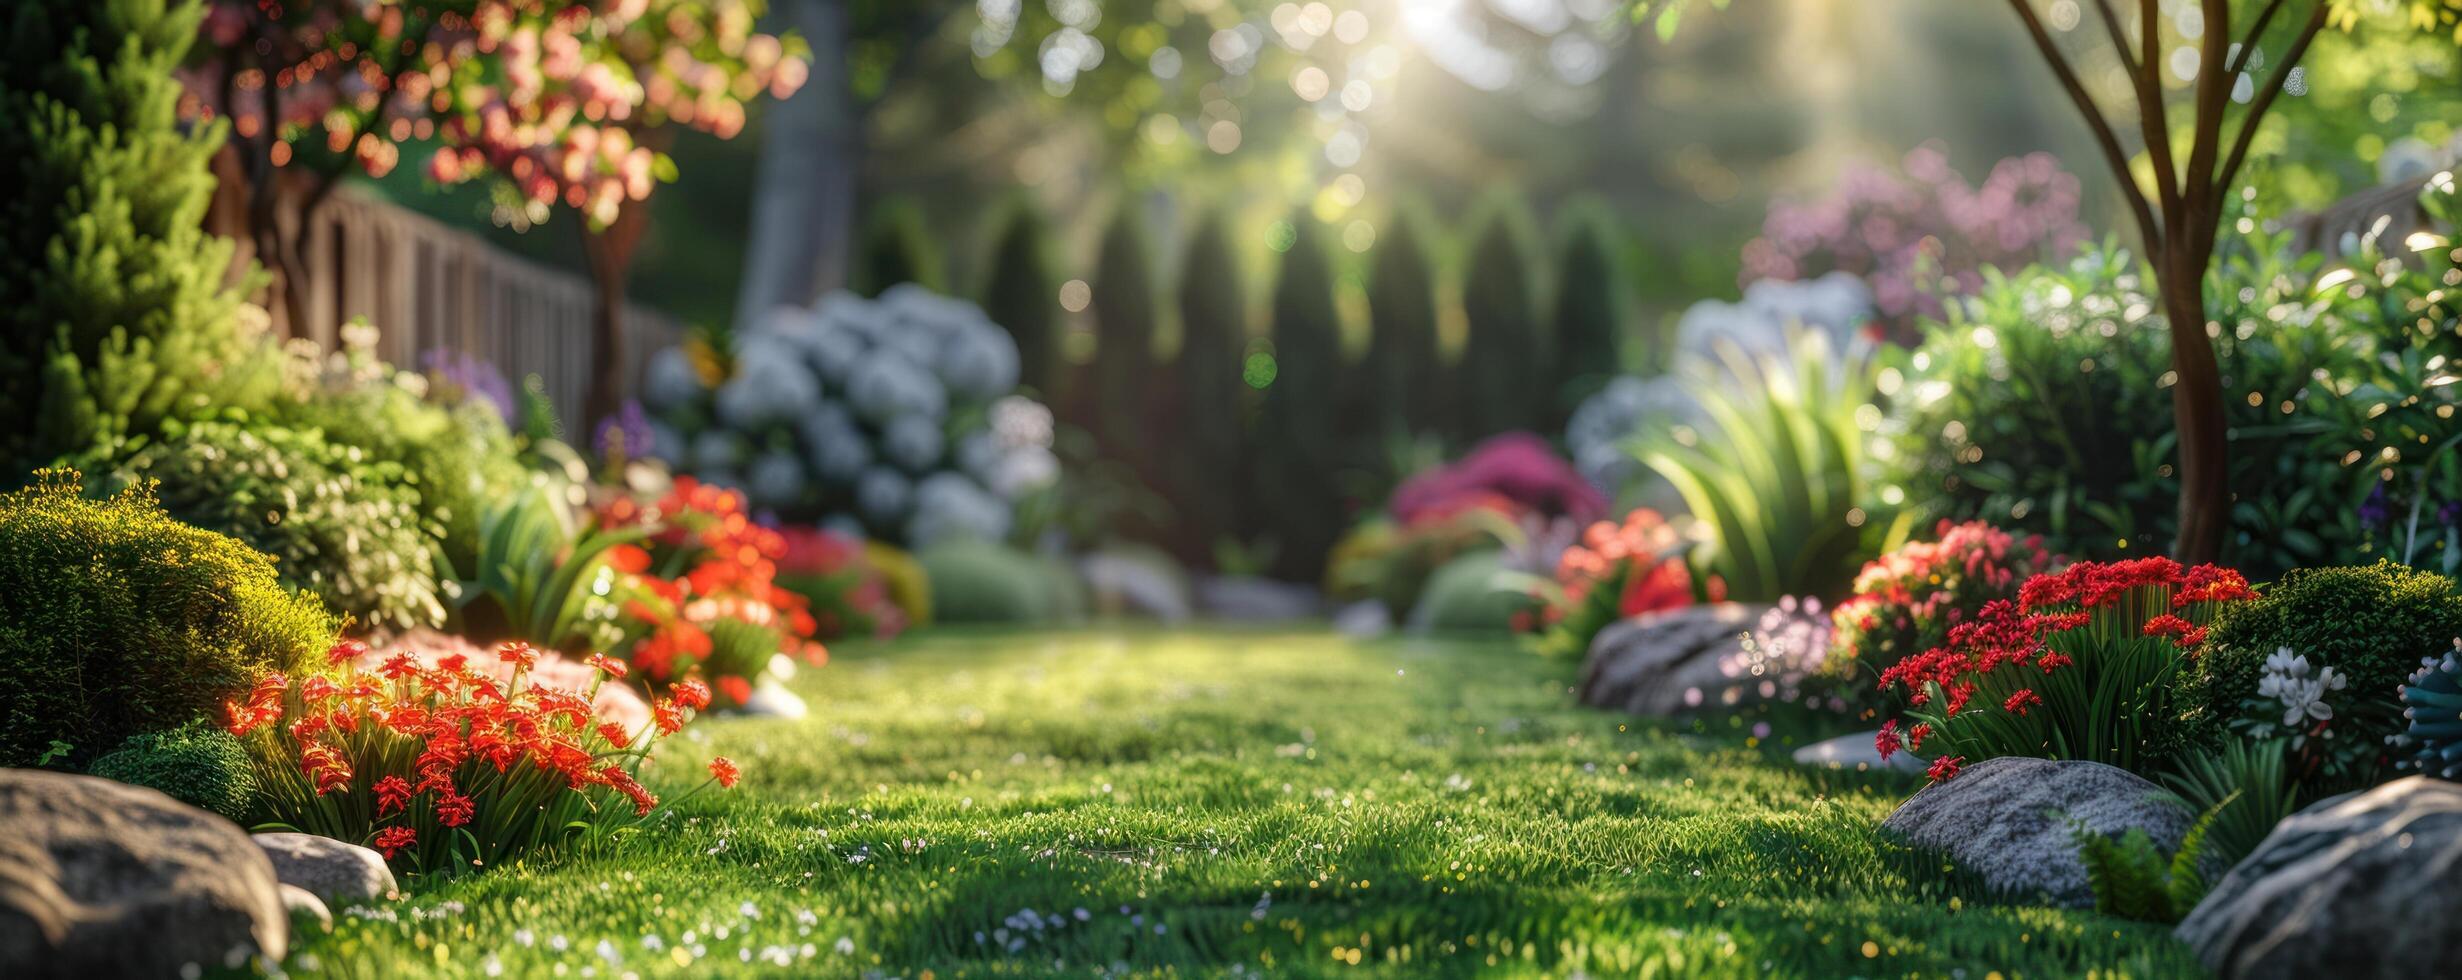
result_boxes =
[2135,0,2180,218]
[2182,0,2234,211]
[2225,0,2289,78]
[2214,2,2330,198]
[2091,0,2137,75]
[2005,0,2164,255]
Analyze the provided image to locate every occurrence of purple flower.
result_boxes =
[2438,499,2460,527]
[2360,482,2393,531]
[1389,432,1608,526]
[421,348,516,425]
[594,399,656,461]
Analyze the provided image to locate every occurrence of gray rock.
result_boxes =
[1793,730,1927,774]
[1078,550,1194,623]
[1195,576,1322,622]
[251,832,395,907]
[1331,600,1393,639]
[278,884,331,930]
[1880,757,2192,908]
[0,769,287,978]
[737,681,810,719]
[2176,776,2462,979]
[1576,604,1762,716]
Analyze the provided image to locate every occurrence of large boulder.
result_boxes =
[2176,776,2462,979]
[1879,757,2193,908]
[1579,604,1774,716]
[251,833,394,908]
[0,769,287,978]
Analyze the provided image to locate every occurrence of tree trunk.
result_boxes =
[2162,254,2228,563]
[580,201,652,431]
[733,0,859,325]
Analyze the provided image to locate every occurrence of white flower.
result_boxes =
[906,473,1010,546]
[745,451,808,508]
[855,467,913,524]
[643,347,707,409]
[2257,648,2346,728]
[846,351,947,425]
[881,415,946,473]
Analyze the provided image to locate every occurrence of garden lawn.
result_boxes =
[287,628,2203,978]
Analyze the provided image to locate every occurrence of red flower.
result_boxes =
[653,698,685,736]
[586,653,628,679]
[1906,722,1931,752]
[372,826,416,859]
[497,641,539,670]
[373,775,414,816]
[674,679,713,712]
[2003,689,2043,716]
[606,543,652,573]
[1875,719,1904,761]
[708,756,740,789]
[2037,651,2074,673]
[325,640,369,667]
[718,675,752,708]
[434,791,476,828]
[598,721,633,749]
[1926,755,1964,784]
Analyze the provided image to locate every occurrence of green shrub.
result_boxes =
[89,415,448,630]
[853,197,946,297]
[278,332,527,578]
[86,720,258,821]
[1406,550,1532,634]
[2180,561,2462,790]
[2072,792,2231,925]
[980,200,1062,399]
[0,469,335,767]
[1252,214,1351,581]
[920,538,1080,624]
[1549,203,1627,420]
[0,0,277,472]
[1088,203,1160,483]
[1361,201,1443,444]
[1455,197,1543,440]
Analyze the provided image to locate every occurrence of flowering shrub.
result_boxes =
[1740,144,2085,338]
[643,286,1058,546]
[1876,557,2255,780]
[230,640,738,874]
[1826,521,2060,717]
[593,477,826,708]
[775,526,909,640]
[1389,432,1607,529]
[1522,508,1706,659]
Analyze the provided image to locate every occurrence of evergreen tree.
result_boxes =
[978,200,1062,400]
[1251,213,1348,582]
[852,197,946,297]
[1169,209,1251,568]
[0,0,268,474]
[1550,204,1627,426]
[1455,197,1544,440]
[1360,202,1443,448]
[1089,202,1160,477]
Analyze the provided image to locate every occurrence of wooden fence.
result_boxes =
[210,176,684,428]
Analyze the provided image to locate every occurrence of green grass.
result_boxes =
[282,628,2203,977]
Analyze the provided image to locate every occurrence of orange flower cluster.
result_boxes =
[1548,508,1705,625]
[227,639,736,870]
[598,478,826,701]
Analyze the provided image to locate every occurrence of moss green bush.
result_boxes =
[85,719,258,821]
[920,538,1083,624]
[90,415,448,630]
[2181,561,2462,788]
[1406,550,1529,634]
[0,470,335,767]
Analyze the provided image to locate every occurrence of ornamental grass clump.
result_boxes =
[230,639,738,875]
[1876,557,2254,781]
[1827,520,2060,717]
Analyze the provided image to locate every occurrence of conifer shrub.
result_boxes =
[1088,203,1162,485]
[1361,202,1443,444]
[86,720,259,821]
[1455,197,1544,440]
[1169,209,1252,567]
[980,200,1063,400]
[0,469,335,767]
[1252,214,1350,581]
[853,197,947,297]
[1550,205,1627,418]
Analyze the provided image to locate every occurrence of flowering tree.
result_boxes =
[189,1,805,426]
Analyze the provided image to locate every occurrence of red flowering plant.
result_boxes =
[1825,520,2061,718]
[592,477,827,709]
[773,526,908,641]
[230,640,740,874]
[1875,557,2256,782]
[1522,508,1718,659]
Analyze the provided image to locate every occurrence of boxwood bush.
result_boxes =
[0,469,335,767]
[85,719,258,821]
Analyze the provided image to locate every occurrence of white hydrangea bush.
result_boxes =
[643,285,1060,546]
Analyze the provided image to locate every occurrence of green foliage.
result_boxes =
[979,200,1062,399]
[1550,204,1627,418]
[1639,329,1898,602]
[2182,561,2462,788]
[0,0,274,472]
[85,719,259,821]
[852,197,946,297]
[1360,201,1443,445]
[1455,197,1544,440]
[88,415,448,631]
[1323,510,1516,615]
[462,482,643,649]
[2072,792,2233,925]
[2160,738,2297,872]
[1407,550,1533,634]
[1251,214,1352,581]
[918,538,1082,624]
[0,469,335,768]
[277,629,2202,977]
[1167,209,1251,568]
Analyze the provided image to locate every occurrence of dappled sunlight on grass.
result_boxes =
[288,629,2198,977]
